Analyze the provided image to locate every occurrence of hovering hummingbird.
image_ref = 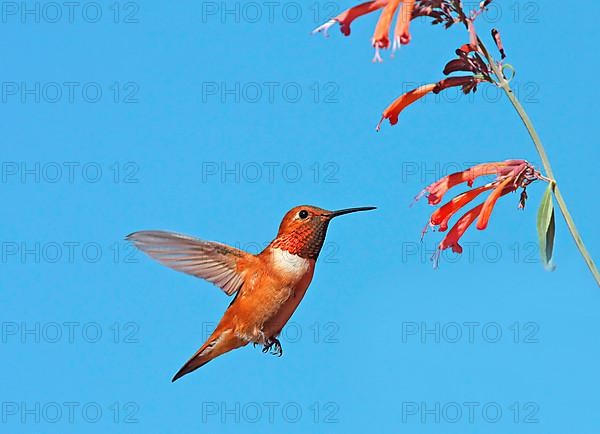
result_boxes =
[127,205,375,382]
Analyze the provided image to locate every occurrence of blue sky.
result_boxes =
[2,1,599,433]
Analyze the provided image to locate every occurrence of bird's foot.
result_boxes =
[262,337,283,357]
[271,338,283,357]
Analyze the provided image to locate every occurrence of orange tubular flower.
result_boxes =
[393,0,416,50]
[437,203,484,254]
[476,175,514,230]
[376,75,482,131]
[314,1,494,61]
[376,83,436,131]
[312,0,389,37]
[419,160,526,205]
[428,183,494,232]
[313,0,417,62]
[372,0,402,61]
[417,160,545,266]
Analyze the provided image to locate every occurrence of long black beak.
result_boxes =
[327,206,376,218]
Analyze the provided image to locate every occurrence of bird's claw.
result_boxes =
[271,339,283,357]
[262,337,283,357]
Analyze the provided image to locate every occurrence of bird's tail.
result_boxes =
[172,329,245,382]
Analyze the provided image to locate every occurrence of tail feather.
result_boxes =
[171,330,244,382]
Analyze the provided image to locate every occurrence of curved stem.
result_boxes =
[478,38,600,286]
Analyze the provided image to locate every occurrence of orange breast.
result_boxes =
[224,248,316,342]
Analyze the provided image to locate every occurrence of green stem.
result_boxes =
[478,38,600,286]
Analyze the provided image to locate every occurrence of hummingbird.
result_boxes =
[126,205,375,382]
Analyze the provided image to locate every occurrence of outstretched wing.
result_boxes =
[126,230,252,296]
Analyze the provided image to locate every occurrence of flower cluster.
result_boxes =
[313,0,494,62]
[417,160,544,265]
[312,0,417,61]
[312,1,562,273]
[312,1,505,128]
[376,42,495,130]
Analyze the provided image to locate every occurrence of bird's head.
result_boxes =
[270,205,376,259]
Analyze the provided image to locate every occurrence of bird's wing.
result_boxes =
[126,230,253,296]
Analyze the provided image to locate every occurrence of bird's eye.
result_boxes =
[298,210,309,219]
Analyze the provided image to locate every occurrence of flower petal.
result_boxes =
[458,43,477,54]
[443,58,478,75]
[312,0,389,37]
[434,76,478,94]
[439,203,484,254]
[393,0,416,48]
[376,83,436,131]
[420,160,527,205]
[476,177,516,230]
[372,0,402,49]
[430,183,495,231]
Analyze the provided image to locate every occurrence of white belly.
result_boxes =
[263,248,315,338]
[271,248,311,282]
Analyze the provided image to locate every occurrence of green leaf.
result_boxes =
[536,184,556,271]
